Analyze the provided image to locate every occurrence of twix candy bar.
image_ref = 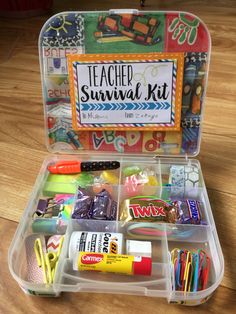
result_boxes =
[120,196,177,223]
[120,196,206,225]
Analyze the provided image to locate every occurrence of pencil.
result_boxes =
[97,36,133,43]
[94,31,119,38]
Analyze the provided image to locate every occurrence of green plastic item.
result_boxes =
[76,172,94,188]
[43,174,78,196]
[43,173,94,196]
[122,166,141,177]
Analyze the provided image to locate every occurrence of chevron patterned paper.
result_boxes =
[47,235,63,253]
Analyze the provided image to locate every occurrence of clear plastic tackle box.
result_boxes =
[8,9,224,306]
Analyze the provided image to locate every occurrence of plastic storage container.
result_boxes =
[8,9,224,306]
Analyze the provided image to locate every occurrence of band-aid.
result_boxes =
[169,165,199,198]
[169,165,185,198]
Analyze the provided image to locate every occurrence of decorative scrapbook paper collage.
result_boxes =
[40,11,210,155]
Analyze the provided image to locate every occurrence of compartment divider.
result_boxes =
[200,187,216,228]
[62,268,168,286]
[154,223,172,296]
[157,158,162,195]
[53,219,73,285]
[116,157,124,220]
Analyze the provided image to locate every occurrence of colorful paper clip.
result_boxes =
[34,236,64,284]
[170,248,210,293]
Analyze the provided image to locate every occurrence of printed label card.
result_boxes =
[68,53,184,131]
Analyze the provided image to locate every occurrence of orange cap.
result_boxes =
[48,161,81,174]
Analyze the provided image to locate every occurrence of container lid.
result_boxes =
[39,9,211,157]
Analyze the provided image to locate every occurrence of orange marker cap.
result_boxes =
[48,161,81,174]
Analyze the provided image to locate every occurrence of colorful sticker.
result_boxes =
[182,52,207,115]
[42,13,85,101]
[142,131,182,154]
[89,131,143,153]
[165,13,209,52]
[85,13,165,53]
[43,47,83,76]
[90,131,126,153]
[42,13,84,48]
[48,126,90,151]
[181,126,200,155]
[75,131,90,150]
[125,131,143,152]
[68,53,184,131]
[39,12,210,156]
[45,76,70,99]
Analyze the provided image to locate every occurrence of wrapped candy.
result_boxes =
[93,182,113,195]
[174,199,206,225]
[90,189,117,220]
[120,196,177,223]
[124,175,144,197]
[76,172,94,188]
[122,166,142,177]
[109,200,118,220]
[92,173,115,194]
[72,187,117,221]
[90,189,112,220]
[142,175,159,195]
[101,171,119,185]
[120,196,206,225]
[123,168,159,197]
[72,188,92,219]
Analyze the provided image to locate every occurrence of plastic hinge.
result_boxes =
[153,155,161,167]
[153,154,192,163]
[109,9,139,15]
[185,153,192,166]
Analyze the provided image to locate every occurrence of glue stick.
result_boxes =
[73,252,152,276]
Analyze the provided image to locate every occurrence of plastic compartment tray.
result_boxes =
[8,155,224,305]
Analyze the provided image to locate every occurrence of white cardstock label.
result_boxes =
[68,53,183,131]
[77,61,173,124]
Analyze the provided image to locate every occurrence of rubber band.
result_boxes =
[127,223,195,240]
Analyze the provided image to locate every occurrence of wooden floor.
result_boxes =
[0,0,236,313]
